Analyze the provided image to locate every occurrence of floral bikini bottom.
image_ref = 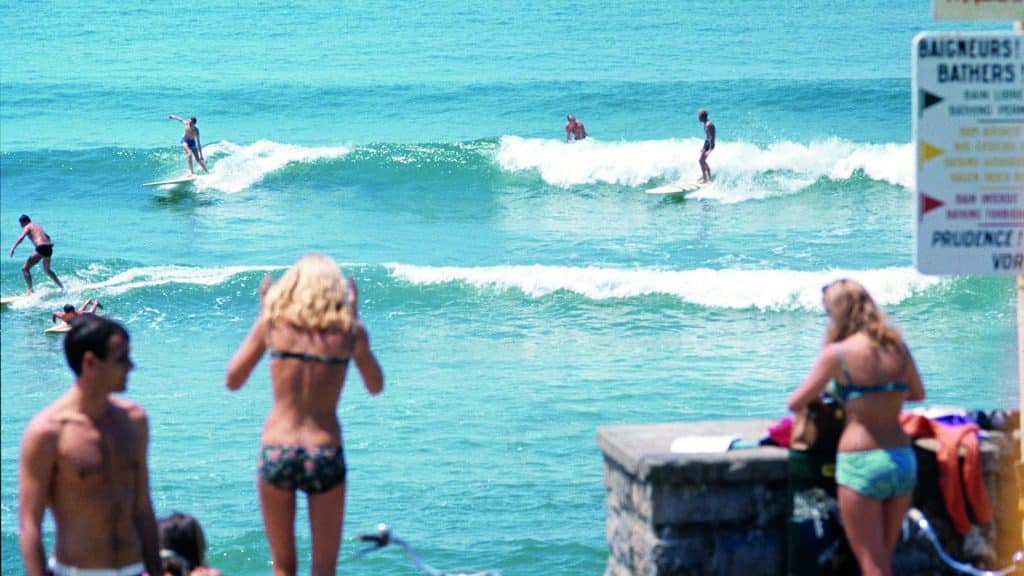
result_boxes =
[258,445,347,494]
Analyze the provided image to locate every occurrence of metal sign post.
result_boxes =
[915,13,1024,551]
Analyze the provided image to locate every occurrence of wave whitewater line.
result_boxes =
[3,262,943,312]
[386,263,942,311]
[6,136,913,199]
[494,136,913,198]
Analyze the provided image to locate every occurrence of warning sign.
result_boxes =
[914,32,1024,276]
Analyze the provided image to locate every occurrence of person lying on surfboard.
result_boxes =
[52,299,103,324]
[168,114,209,175]
[9,214,64,295]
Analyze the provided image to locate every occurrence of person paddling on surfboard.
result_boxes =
[565,114,587,142]
[53,299,103,324]
[697,108,715,183]
[168,114,209,175]
[9,214,64,295]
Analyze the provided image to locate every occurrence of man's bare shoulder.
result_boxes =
[110,396,149,426]
[23,397,84,446]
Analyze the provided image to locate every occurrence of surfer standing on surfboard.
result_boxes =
[697,108,715,183]
[168,114,209,175]
[9,214,64,295]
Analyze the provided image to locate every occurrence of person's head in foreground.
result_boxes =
[263,252,353,331]
[821,277,901,347]
[159,512,219,576]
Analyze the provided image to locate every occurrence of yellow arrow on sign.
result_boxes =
[920,140,944,165]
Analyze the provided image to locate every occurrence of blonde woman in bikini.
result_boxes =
[226,253,384,575]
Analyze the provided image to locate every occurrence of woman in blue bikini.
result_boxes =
[226,253,384,575]
[787,278,925,576]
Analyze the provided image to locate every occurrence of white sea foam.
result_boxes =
[3,264,283,310]
[494,136,913,202]
[387,263,941,311]
[196,140,351,193]
[81,264,283,296]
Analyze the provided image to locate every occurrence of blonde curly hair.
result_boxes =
[822,278,902,348]
[262,253,353,332]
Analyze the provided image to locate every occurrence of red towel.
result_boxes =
[900,413,992,534]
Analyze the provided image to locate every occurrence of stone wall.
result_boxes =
[597,419,1019,576]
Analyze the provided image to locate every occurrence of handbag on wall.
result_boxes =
[790,394,845,452]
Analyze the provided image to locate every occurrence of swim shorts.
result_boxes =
[836,446,917,500]
[50,559,145,576]
[36,244,53,258]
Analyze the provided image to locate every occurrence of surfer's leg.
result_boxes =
[21,253,41,294]
[182,143,195,174]
[42,257,64,290]
[698,151,709,182]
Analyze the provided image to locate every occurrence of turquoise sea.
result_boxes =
[1,2,1018,574]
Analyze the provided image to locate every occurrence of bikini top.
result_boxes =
[267,320,351,366]
[831,346,909,403]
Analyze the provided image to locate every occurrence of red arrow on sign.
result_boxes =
[919,192,944,221]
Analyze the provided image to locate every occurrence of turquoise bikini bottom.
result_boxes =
[836,446,917,500]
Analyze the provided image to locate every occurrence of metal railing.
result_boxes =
[907,508,1023,576]
[355,524,501,576]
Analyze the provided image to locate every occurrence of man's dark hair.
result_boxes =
[159,511,208,574]
[63,304,75,314]
[190,116,197,123]
[19,214,30,225]
[64,314,129,375]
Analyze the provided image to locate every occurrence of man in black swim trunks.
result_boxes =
[697,108,716,183]
[9,214,64,295]
[168,114,209,175]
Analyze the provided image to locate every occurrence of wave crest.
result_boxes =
[387,263,940,311]
[197,140,351,193]
[494,136,913,201]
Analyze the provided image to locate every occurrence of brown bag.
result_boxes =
[791,394,845,452]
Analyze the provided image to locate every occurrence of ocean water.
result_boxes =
[0,2,1017,574]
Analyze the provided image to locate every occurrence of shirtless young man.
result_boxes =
[168,114,209,175]
[565,114,587,142]
[52,299,103,324]
[9,214,64,295]
[19,315,161,576]
[697,109,716,183]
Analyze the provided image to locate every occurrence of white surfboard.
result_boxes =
[44,323,71,334]
[1,295,28,306]
[646,180,708,196]
[142,174,197,187]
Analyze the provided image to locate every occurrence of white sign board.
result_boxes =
[933,0,1024,21]
[913,32,1024,275]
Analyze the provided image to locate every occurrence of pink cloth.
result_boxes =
[768,416,794,448]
